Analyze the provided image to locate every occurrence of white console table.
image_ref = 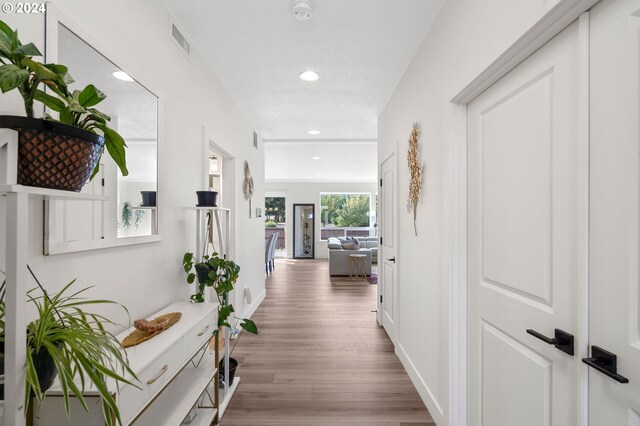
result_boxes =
[33,302,219,426]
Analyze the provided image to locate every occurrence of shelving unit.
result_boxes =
[0,184,108,426]
[131,206,158,234]
[192,206,239,422]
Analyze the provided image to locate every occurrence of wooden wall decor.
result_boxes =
[243,160,254,218]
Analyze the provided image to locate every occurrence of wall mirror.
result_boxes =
[44,21,160,254]
[293,204,314,259]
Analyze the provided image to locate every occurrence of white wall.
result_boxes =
[0,0,265,329]
[264,181,378,259]
[378,0,575,424]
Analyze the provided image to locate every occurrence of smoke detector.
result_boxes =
[293,0,313,21]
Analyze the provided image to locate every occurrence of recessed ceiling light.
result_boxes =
[308,130,320,135]
[299,70,319,82]
[112,71,133,82]
[312,156,320,160]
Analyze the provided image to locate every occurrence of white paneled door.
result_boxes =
[588,0,640,423]
[379,152,397,343]
[467,20,584,426]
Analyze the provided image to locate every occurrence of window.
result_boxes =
[320,193,373,240]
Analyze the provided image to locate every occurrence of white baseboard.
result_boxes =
[396,343,445,425]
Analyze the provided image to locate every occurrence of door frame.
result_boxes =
[447,3,594,425]
[378,149,399,340]
[292,203,315,259]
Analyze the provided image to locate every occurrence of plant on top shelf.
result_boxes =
[0,19,128,191]
[182,252,258,336]
[0,267,139,425]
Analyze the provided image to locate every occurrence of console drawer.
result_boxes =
[119,342,182,424]
[183,314,215,360]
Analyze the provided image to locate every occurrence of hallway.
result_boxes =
[222,259,433,425]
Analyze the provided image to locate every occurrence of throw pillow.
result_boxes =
[341,240,359,250]
[327,238,342,249]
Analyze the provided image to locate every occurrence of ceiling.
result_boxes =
[161,0,443,180]
[265,141,377,182]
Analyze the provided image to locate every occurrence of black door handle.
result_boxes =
[582,345,629,384]
[526,328,574,356]
[386,257,395,263]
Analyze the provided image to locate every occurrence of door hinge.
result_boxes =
[379,178,383,187]
[379,237,383,244]
[380,295,383,304]
[101,178,105,187]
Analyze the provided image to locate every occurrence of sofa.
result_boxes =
[355,237,378,263]
[327,237,373,276]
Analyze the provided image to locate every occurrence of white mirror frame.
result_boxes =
[43,5,162,255]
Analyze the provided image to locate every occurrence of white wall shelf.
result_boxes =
[0,184,108,200]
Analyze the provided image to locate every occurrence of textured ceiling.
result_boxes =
[265,141,377,182]
[161,0,443,142]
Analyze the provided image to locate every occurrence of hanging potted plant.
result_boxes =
[0,20,128,191]
[182,251,258,386]
[0,267,139,425]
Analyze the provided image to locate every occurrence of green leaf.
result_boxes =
[98,125,128,176]
[0,64,28,93]
[14,42,41,57]
[187,273,195,284]
[239,318,258,335]
[34,89,65,111]
[78,84,105,107]
[44,63,73,85]
[89,157,102,180]
[0,20,17,56]
[87,108,110,122]
[218,305,234,327]
[59,108,75,125]
[21,58,57,80]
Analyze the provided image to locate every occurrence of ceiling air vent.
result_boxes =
[170,22,190,56]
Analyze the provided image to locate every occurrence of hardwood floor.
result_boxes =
[220,259,434,425]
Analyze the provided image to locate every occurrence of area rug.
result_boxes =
[367,273,378,285]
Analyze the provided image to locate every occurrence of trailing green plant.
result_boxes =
[0,267,139,425]
[0,20,128,178]
[121,202,144,231]
[182,252,258,336]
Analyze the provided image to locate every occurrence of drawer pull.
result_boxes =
[197,325,210,337]
[147,364,169,385]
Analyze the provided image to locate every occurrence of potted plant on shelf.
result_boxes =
[0,19,128,191]
[0,267,139,425]
[182,252,258,386]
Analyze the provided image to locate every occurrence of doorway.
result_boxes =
[293,204,314,259]
[265,191,286,258]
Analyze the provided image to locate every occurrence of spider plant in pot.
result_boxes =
[0,267,140,425]
[0,19,128,191]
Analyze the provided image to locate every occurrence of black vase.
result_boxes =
[195,263,214,284]
[31,346,59,396]
[141,191,157,207]
[196,191,218,207]
[218,357,238,387]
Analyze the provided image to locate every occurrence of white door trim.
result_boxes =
[448,3,594,425]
